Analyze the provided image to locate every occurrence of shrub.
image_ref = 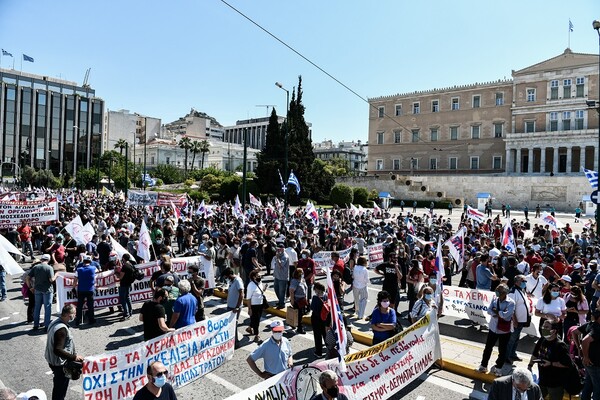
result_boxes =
[329,184,354,206]
[353,187,369,206]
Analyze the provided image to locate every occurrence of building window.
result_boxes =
[494,123,503,138]
[526,88,536,102]
[430,158,438,170]
[451,97,460,110]
[395,104,402,116]
[563,79,572,98]
[166,157,170,165]
[550,80,559,100]
[393,159,400,170]
[413,102,420,114]
[495,92,504,105]
[471,125,480,139]
[493,156,502,170]
[151,156,155,164]
[449,157,458,170]
[411,129,419,142]
[562,111,571,130]
[432,100,439,112]
[393,130,402,143]
[470,156,479,170]
[575,110,584,130]
[430,128,438,142]
[378,106,385,118]
[525,121,535,133]
[377,131,384,144]
[550,112,558,132]
[473,95,481,108]
[576,77,585,97]
[376,159,384,171]
[410,158,419,170]
[450,126,459,140]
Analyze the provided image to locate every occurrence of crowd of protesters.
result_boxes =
[1,189,600,400]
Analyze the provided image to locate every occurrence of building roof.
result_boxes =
[512,48,598,76]
[369,79,512,102]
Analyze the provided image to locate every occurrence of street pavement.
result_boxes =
[0,206,587,399]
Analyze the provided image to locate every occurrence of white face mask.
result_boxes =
[272,332,283,341]
[381,301,390,309]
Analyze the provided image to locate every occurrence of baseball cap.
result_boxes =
[560,275,572,283]
[270,320,285,332]
[17,389,47,400]
[83,255,92,262]
[40,254,51,261]
[573,263,582,269]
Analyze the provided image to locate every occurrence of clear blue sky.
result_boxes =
[1,0,598,144]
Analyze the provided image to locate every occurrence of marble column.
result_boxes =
[515,148,522,173]
[505,148,512,174]
[540,147,546,173]
[553,147,559,173]
[528,148,534,174]
[566,147,572,173]
[595,146,599,172]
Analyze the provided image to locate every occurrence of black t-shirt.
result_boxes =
[97,241,112,265]
[242,247,257,272]
[376,262,399,294]
[577,321,600,366]
[533,338,572,388]
[120,261,136,287]
[133,383,177,400]
[140,301,166,341]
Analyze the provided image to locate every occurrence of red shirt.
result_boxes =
[18,225,31,242]
[332,259,345,276]
[298,258,316,284]
[51,243,65,263]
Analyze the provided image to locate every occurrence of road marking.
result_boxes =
[45,371,53,375]
[0,317,9,321]
[419,372,487,400]
[204,372,243,394]
[416,396,426,400]
[11,312,19,315]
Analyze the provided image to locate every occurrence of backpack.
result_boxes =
[342,262,353,285]
[133,266,145,281]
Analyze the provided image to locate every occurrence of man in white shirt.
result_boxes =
[525,264,547,299]
[352,256,370,319]
[507,275,530,363]
[516,254,530,275]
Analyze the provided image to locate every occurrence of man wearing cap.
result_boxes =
[272,244,290,309]
[247,321,293,379]
[26,255,55,331]
[73,255,97,326]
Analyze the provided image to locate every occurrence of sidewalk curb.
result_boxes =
[213,289,498,383]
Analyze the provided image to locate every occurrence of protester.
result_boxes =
[45,304,84,400]
[488,367,543,400]
[187,264,205,322]
[410,286,436,323]
[563,285,588,338]
[271,244,290,309]
[352,256,369,319]
[117,253,136,321]
[245,269,266,343]
[526,263,548,299]
[139,288,175,341]
[325,315,353,360]
[310,282,329,358]
[0,262,6,302]
[577,309,600,400]
[506,275,530,363]
[478,283,515,376]
[370,290,397,345]
[224,267,244,347]
[246,320,293,379]
[162,275,180,324]
[535,283,566,338]
[169,280,197,330]
[375,251,402,312]
[26,255,54,331]
[73,255,96,326]
[290,268,308,335]
[298,249,316,301]
[310,370,349,400]
[132,361,177,400]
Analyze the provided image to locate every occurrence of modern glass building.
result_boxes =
[0,68,104,180]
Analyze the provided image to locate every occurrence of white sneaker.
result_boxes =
[477,365,488,373]
[490,366,502,376]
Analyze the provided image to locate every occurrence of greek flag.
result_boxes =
[583,168,598,189]
[278,169,286,193]
[23,54,34,62]
[569,19,574,32]
[2,49,13,57]
[287,170,300,194]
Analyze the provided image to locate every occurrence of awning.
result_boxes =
[476,192,492,199]
[378,192,392,198]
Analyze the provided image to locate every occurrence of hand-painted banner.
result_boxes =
[366,243,384,268]
[55,256,215,312]
[127,191,187,207]
[227,311,442,400]
[0,197,59,228]
[314,243,384,274]
[82,312,236,400]
[442,285,540,337]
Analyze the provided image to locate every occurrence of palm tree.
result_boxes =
[190,140,202,171]
[114,139,128,156]
[179,137,192,176]
[199,140,210,170]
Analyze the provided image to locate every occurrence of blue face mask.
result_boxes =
[520,282,527,290]
[551,291,560,298]
[154,375,167,388]
[424,294,433,301]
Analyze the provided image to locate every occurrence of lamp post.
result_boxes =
[594,20,600,238]
[242,127,248,209]
[125,142,129,196]
[95,133,101,196]
[275,82,290,219]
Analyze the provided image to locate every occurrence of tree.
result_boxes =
[324,158,350,176]
[330,184,354,206]
[353,187,369,206]
[152,164,183,184]
[179,137,192,176]
[199,140,210,169]
[190,140,201,171]
[309,159,335,204]
[114,139,128,156]
[255,108,285,195]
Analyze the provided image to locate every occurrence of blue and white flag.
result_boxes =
[569,19,574,32]
[23,54,34,62]
[2,49,13,57]
[287,170,300,194]
[583,168,598,189]
[278,169,286,193]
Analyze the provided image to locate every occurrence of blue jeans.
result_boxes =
[34,290,53,328]
[581,365,600,400]
[0,270,6,299]
[76,290,95,324]
[21,240,33,257]
[119,285,132,317]
[506,322,524,360]
[274,278,287,308]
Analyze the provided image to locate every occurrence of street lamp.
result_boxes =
[94,132,101,196]
[143,132,158,191]
[593,20,600,238]
[275,81,290,219]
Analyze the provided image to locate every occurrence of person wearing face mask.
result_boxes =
[224,267,244,348]
[132,361,177,400]
[410,286,436,323]
[247,321,293,379]
[290,268,309,334]
[272,244,290,309]
[298,249,316,301]
[139,289,175,341]
[525,263,548,299]
[535,283,566,338]
[573,309,600,400]
[352,256,370,319]
[187,264,205,322]
[528,319,571,400]
[45,304,84,400]
[488,367,543,400]
[310,282,329,357]
[478,283,515,376]
[506,275,531,364]
[310,369,349,400]
[370,291,397,345]
[245,270,266,343]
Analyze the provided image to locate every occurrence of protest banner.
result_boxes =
[0,197,58,228]
[312,248,351,275]
[127,191,187,207]
[366,243,384,268]
[228,311,442,400]
[55,256,215,312]
[82,312,236,400]
[442,285,540,337]
[155,192,187,207]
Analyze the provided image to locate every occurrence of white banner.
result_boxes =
[82,312,236,400]
[228,311,442,400]
[366,243,384,268]
[55,256,215,312]
[313,247,352,274]
[442,285,540,337]
[0,197,59,228]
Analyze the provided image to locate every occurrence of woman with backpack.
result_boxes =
[563,285,588,338]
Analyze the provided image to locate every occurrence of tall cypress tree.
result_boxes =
[255,108,285,195]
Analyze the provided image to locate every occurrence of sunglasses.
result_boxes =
[155,371,169,378]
